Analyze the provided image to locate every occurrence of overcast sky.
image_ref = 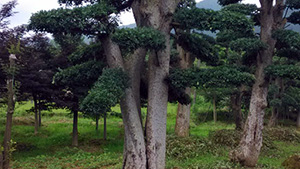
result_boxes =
[1,0,259,28]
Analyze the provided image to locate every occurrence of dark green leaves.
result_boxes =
[54,61,105,88]
[265,65,300,79]
[177,32,218,65]
[272,29,300,49]
[229,38,267,53]
[112,27,166,54]
[221,3,258,16]
[288,11,300,25]
[80,68,128,116]
[173,7,217,31]
[168,66,254,90]
[218,0,241,6]
[29,3,117,35]
[286,0,300,9]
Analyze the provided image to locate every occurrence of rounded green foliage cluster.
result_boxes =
[54,61,105,88]
[229,38,267,53]
[177,32,218,64]
[68,43,103,64]
[214,11,254,34]
[29,3,117,35]
[168,66,254,90]
[173,7,217,31]
[221,3,258,16]
[265,65,300,79]
[112,27,166,54]
[272,29,300,49]
[80,68,128,117]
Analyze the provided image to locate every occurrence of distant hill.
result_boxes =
[196,0,221,10]
[121,0,299,33]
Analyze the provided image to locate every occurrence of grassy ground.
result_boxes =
[0,101,299,169]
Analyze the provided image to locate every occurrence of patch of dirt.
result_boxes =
[13,117,35,126]
[282,154,300,169]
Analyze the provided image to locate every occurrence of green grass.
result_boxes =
[0,102,299,168]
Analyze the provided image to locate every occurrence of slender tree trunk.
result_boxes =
[213,93,217,123]
[230,0,285,167]
[297,110,300,128]
[175,45,194,137]
[72,106,78,147]
[2,55,16,169]
[96,116,99,131]
[268,108,278,127]
[33,95,38,135]
[103,113,107,140]
[38,99,41,127]
[268,78,282,127]
[231,91,243,130]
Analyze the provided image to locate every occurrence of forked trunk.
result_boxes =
[230,0,285,166]
[102,37,147,168]
[33,95,38,135]
[72,107,78,147]
[2,56,16,169]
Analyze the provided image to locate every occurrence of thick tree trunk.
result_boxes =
[102,37,147,168]
[33,95,38,135]
[213,93,217,123]
[103,113,107,140]
[230,0,285,167]
[231,91,243,130]
[175,45,193,137]
[175,88,191,137]
[297,110,300,128]
[72,107,78,147]
[2,56,16,169]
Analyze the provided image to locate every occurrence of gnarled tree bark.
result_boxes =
[102,37,147,168]
[230,0,286,167]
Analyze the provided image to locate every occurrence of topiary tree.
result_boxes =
[229,0,300,167]
[29,0,180,167]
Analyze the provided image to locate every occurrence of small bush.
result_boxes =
[166,136,222,160]
[208,129,276,152]
[264,128,300,143]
